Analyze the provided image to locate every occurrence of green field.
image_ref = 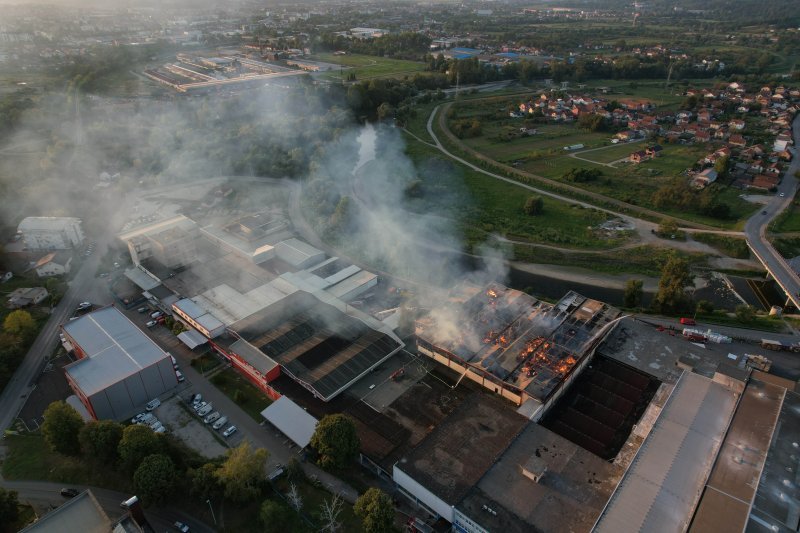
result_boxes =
[771,194,800,233]
[311,53,426,81]
[402,137,631,251]
[210,368,272,422]
[438,96,757,228]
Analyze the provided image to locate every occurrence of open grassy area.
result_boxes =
[311,53,425,81]
[210,368,272,422]
[694,311,787,333]
[403,136,631,250]
[770,194,800,233]
[272,476,364,532]
[2,433,132,490]
[576,142,647,164]
[437,99,757,229]
[691,233,750,258]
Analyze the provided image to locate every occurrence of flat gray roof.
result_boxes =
[174,297,206,318]
[20,489,111,533]
[229,338,279,375]
[261,396,318,448]
[593,372,738,533]
[275,238,324,267]
[63,306,169,396]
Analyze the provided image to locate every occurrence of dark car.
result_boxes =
[762,210,768,215]
[60,488,79,498]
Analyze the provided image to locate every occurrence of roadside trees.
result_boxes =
[118,425,163,472]
[133,454,176,505]
[623,279,644,308]
[354,488,396,533]
[79,420,123,465]
[215,442,268,503]
[310,414,360,470]
[653,254,693,314]
[41,401,84,456]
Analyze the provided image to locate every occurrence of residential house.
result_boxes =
[7,287,48,309]
[32,251,72,278]
[729,134,747,147]
[729,119,746,131]
[750,174,780,191]
[773,133,792,153]
[629,150,648,163]
[695,131,711,143]
[693,168,718,188]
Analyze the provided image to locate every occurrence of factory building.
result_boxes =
[18,217,84,251]
[62,306,177,421]
[172,298,226,339]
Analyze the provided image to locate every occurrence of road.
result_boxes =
[744,113,800,308]
[0,244,109,434]
[0,478,214,533]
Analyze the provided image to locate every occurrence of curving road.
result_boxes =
[743,113,800,308]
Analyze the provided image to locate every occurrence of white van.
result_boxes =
[204,412,220,424]
[212,416,228,430]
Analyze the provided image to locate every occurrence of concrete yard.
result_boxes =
[154,397,228,459]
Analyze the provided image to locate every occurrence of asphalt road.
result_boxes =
[744,113,800,308]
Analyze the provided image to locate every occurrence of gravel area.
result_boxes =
[154,397,227,459]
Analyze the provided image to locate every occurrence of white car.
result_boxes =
[131,413,146,424]
[212,416,228,430]
[154,425,166,434]
[204,412,220,424]
[175,370,185,382]
[145,398,161,411]
[192,401,207,413]
[197,403,213,417]
[150,311,163,319]
[146,320,157,328]
[77,302,92,311]
[222,425,237,438]
[173,521,190,533]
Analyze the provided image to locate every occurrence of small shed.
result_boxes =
[260,396,318,448]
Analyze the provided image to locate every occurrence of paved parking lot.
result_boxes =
[153,397,228,459]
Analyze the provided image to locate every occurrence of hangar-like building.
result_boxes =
[62,306,177,421]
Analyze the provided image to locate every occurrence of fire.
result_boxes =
[487,289,498,299]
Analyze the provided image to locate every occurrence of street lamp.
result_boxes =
[206,499,217,525]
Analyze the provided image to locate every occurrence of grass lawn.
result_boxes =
[11,504,36,531]
[694,311,786,333]
[2,433,132,490]
[771,194,800,233]
[403,136,629,250]
[576,142,646,164]
[272,476,364,532]
[190,353,221,373]
[436,101,755,229]
[210,368,272,422]
[691,233,750,258]
[311,53,425,81]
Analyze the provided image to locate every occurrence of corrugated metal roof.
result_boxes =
[20,489,110,533]
[260,396,318,448]
[63,306,170,396]
[178,329,209,349]
[593,372,737,533]
[275,238,324,267]
[124,267,161,291]
[230,338,278,375]
[174,298,206,319]
[18,216,81,232]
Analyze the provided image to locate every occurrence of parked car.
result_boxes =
[193,401,207,413]
[197,403,213,417]
[222,425,237,438]
[170,354,177,367]
[131,413,146,424]
[137,413,155,425]
[150,311,163,319]
[146,320,157,328]
[137,307,148,313]
[175,370,185,382]
[212,416,228,430]
[76,302,92,311]
[679,317,696,326]
[154,425,166,434]
[148,418,162,430]
[145,398,161,411]
[60,488,79,498]
[173,521,190,533]
[204,412,220,424]
[190,393,202,405]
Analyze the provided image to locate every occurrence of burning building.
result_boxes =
[416,284,622,419]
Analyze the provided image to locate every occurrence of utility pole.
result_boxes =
[206,499,217,525]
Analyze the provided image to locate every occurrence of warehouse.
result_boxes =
[172,298,226,339]
[62,306,177,421]
[17,216,84,251]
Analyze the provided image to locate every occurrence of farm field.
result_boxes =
[402,136,632,251]
[311,52,426,80]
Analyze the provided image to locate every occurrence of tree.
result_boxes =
[310,414,360,470]
[133,454,176,505]
[0,487,20,529]
[259,499,295,531]
[354,488,396,533]
[286,482,303,511]
[735,304,756,323]
[215,442,269,503]
[41,401,84,455]
[623,279,643,308]
[190,463,222,501]
[319,493,345,533]
[523,195,544,216]
[653,254,693,314]
[79,420,123,465]
[714,155,730,176]
[3,310,35,337]
[696,299,714,315]
[657,219,678,237]
[118,425,163,472]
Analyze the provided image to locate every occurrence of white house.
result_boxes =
[7,287,48,308]
[33,252,72,278]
